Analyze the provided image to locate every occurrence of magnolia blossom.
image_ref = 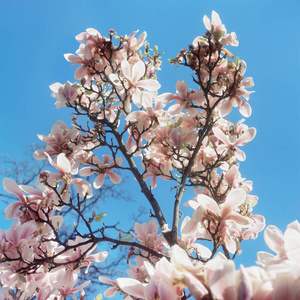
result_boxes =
[131,219,165,252]
[203,11,227,36]
[34,120,79,161]
[49,82,78,108]
[79,154,122,189]
[164,80,205,115]
[44,153,93,202]
[184,188,254,253]
[110,59,160,109]
[213,126,256,161]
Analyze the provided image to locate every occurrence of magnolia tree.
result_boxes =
[1,11,299,300]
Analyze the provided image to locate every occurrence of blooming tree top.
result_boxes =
[0,10,299,300]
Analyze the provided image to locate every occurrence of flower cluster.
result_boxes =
[100,221,300,300]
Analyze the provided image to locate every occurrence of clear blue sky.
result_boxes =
[0,0,299,297]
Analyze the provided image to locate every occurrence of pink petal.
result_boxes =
[225,188,246,209]
[150,176,157,189]
[227,211,253,227]
[116,278,146,298]
[239,100,252,117]
[284,228,300,265]
[235,147,246,161]
[213,127,230,146]
[209,260,237,299]
[136,79,161,91]
[238,265,253,300]
[102,154,112,165]
[132,60,145,83]
[203,15,212,31]
[79,167,97,177]
[236,128,256,146]
[183,272,209,299]
[107,171,121,184]
[74,65,87,80]
[3,178,26,203]
[94,174,105,189]
[136,31,147,48]
[175,79,188,98]
[57,153,72,174]
[220,99,233,117]
[264,225,284,254]
[273,272,295,300]
[103,286,117,297]
[197,194,221,215]
[5,202,22,220]
[157,280,178,300]
[89,251,108,263]
[71,178,93,199]
[121,60,131,79]
[20,185,44,197]
[211,11,222,27]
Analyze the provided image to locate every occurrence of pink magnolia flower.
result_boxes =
[169,245,208,299]
[79,154,122,189]
[34,120,79,161]
[220,75,254,118]
[110,59,160,108]
[124,30,147,53]
[98,276,120,298]
[184,188,253,253]
[44,153,93,202]
[221,32,239,47]
[179,216,212,260]
[52,270,90,299]
[3,178,55,221]
[142,157,172,189]
[0,219,37,261]
[165,80,205,115]
[131,219,165,252]
[203,11,227,36]
[168,126,197,149]
[54,236,108,273]
[64,38,106,83]
[257,220,300,268]
[213,125,256,161]
[125,92,161,133]
[49,81,78,108]
[116,247,181,300]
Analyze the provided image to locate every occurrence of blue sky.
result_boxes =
[0,0,300,297]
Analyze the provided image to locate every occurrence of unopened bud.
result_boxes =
[39,171,49,182]
[188,44,194,51]
[109,29,116,36]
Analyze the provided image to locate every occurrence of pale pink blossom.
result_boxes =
[34,120,79,161]
[79,154,122,189]
[131,219,164,252]
[49,82,78,108]
[124,30,147,53]
[165,80,205,115]
[213,125,256,161]
[203,11,227,36]
[52,270,90,299]
[185,188,253,253]
[110,59,160,108]
[44,153,93,201]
